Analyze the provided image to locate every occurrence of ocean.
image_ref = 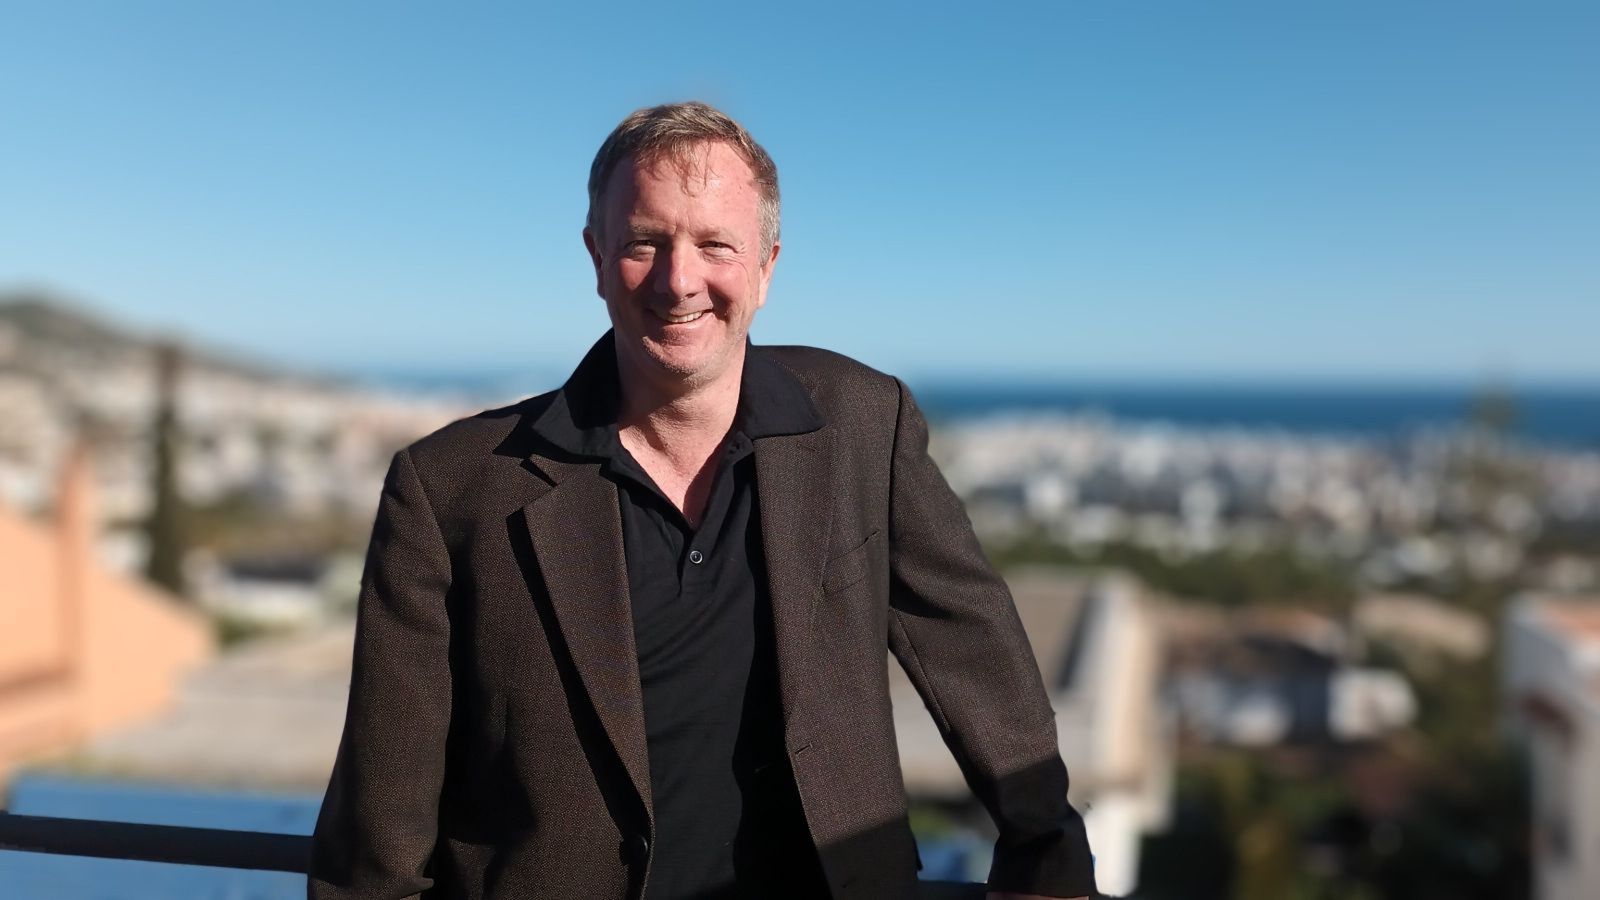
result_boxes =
[912,381,1600,449]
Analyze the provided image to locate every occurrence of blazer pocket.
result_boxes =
[821,529,879,594]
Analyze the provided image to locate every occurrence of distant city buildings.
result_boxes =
[0,358,467,527]
[1166,607,1417,747]
[0,299,477,591]
[190,549,365,628]
[937,413,1600,595]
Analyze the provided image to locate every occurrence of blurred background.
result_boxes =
[2,2,1597,898]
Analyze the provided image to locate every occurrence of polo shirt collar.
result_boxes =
[529,329,823,460]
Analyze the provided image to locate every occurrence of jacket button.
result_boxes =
[626,834,650,865]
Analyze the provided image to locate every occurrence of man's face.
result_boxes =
[584,141,779,394]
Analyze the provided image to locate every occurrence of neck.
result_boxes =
[615,345,745,465]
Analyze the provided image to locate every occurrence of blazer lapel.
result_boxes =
[754,427,835,741]
[521,452,653,818]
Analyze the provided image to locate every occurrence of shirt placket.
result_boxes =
[678,432,754,600]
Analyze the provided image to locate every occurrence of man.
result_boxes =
[309,102,1095,900]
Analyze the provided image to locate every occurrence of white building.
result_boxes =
[892,569,1171,896]
[1504,595,1600,900]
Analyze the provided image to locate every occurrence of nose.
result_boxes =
[652,242,705,303]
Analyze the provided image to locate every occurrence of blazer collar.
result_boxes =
[526,330,823,465]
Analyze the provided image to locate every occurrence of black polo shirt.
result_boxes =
[529,332,829,899]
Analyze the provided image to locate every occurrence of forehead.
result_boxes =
[602,141,762,225]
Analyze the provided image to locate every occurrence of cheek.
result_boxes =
[708,267,759,309]
[613,260,653,293]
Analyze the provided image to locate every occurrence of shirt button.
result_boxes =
[688,549,704,565]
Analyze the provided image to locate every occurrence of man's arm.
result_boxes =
[308,447,454,900]
[884,378,1096,900]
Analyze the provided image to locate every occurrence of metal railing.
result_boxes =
[0,812,986,898]
[0,811,309,872]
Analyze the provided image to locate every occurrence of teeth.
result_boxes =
[654,310,705,324]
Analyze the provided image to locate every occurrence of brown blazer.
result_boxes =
[308,339,1096,900]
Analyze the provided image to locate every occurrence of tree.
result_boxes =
[143,341,188,598]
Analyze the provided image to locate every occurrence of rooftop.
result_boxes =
[1541,600,1600,644]
[1522,596,1600,705]
[31,625,353,791]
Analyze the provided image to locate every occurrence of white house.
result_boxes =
[1503,595,1600,900]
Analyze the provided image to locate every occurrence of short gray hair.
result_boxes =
[586,101,781,259]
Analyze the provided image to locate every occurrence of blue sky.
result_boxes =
[2,1,1596,383]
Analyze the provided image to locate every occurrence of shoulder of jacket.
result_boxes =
[399,388,558,473]
[758,344,905,405]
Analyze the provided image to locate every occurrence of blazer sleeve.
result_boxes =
[883,378,1097,899]
[309,447,454,900]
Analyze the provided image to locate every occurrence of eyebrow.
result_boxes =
[619,224,742,246]
[620,224,666,240]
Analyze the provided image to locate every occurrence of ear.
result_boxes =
[756,239,781,308]
[582,227,604,297]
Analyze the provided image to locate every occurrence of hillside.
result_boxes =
[0,291,333,388]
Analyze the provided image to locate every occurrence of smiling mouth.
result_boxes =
[651,309,706,324]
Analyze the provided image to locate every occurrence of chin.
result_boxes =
[622,334,696,373]
[641,338,733,383]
